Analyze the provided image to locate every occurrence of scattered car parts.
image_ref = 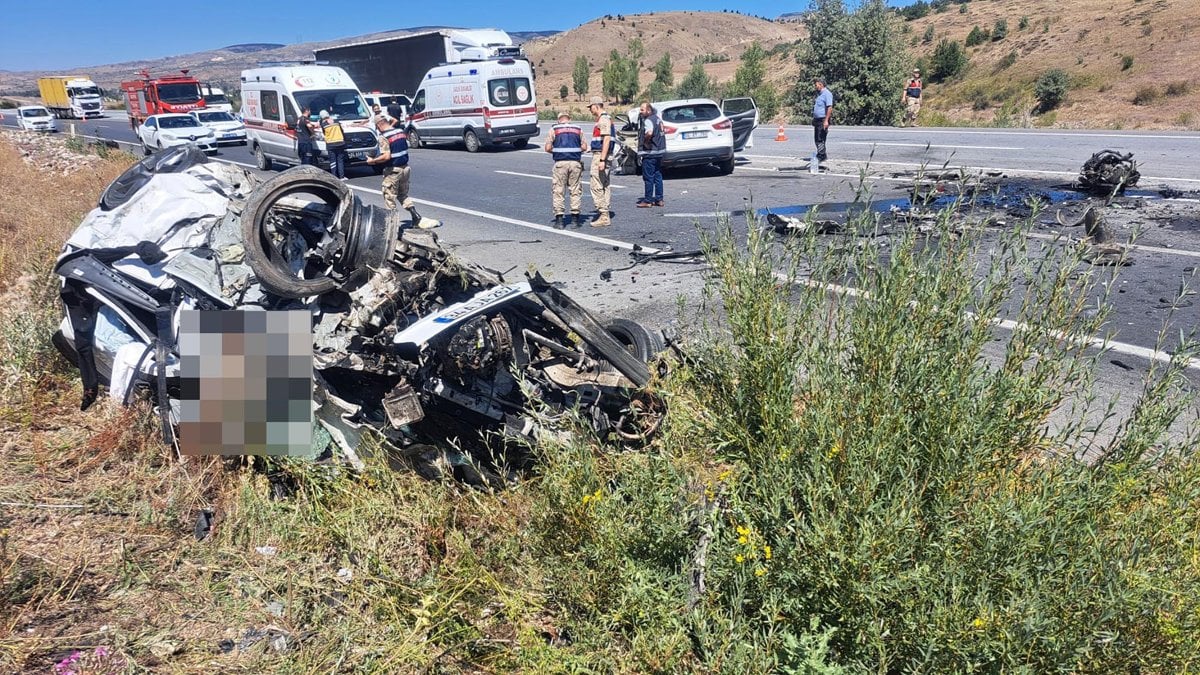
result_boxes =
[54,151,666,476]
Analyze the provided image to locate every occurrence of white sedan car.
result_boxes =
[189,110,246,145]
[17,105,57,132]
[137,114,217,155]
[619,98,759,175]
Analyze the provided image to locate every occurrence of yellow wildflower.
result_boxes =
[828,442,842,460]
[763,545,772,560]
[717,469,733,482]
[971,617,987,629]
[737,535,748,545]
[754,567,767,577]
[734,554,745,564]
[736,525,750,536]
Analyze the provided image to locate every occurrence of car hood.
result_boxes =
[200,121,244,132]
[159,126,214,137]
[24,115,55,123]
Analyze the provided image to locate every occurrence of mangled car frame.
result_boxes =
[53,148,665,472]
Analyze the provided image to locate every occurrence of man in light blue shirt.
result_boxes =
[812,78,834,163]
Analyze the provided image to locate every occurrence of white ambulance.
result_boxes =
[406,57,539,152]
[240,65,380,172]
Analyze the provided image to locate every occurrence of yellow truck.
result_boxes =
[37,76,104,119]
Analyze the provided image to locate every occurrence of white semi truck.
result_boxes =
[37,76,104,119]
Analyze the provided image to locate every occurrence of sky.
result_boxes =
[0,0,906,72]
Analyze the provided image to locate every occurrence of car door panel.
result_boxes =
[721,98,759,152]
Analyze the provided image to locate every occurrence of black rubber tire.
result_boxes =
[512,138,529,149]
[717,158,735,175]
[463,129,481,153]
[604,319,665,362]
[254,144,273,171]
[142,142,151,156]
[408,127,422,149]
[240,166,351,298]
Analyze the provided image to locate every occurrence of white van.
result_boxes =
[240,65,380,172]
[406,58,538,152]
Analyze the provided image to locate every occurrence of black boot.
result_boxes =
[573,213,584,228]
[554,214,565,229]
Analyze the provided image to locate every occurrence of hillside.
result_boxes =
[523,12,801,111]
[907,0,1200,128]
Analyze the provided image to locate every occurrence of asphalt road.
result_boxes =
[5,113,1199,389]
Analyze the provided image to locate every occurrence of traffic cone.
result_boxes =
[775,124,788,142]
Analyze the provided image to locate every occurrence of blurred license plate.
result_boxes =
[496,128,515,136]
[682,131,708,139]
[348,150,367,159]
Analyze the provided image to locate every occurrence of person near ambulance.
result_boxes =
[319,110,348,179]
[296,105,317,166]
[901,69,922,128]
[544,110,587,229]
[366,115,439,229]
[587,96,614,227]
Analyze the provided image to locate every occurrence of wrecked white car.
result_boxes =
[53,147,665,477]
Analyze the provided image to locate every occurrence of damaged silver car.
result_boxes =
[53,147,666,476]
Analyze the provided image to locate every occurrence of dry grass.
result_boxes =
[909,0,1200,128]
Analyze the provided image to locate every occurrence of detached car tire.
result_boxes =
[241,166,352,299]
[605,318,665,362]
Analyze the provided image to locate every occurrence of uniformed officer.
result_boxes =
[587,96,614,227]
[544,110,587,228]
[366,115,439,229]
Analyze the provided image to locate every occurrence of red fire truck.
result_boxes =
[120,70,206,131]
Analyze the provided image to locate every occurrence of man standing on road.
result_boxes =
[812,78,834,164]
[587,96,614,227]
[901,69,922,127]
[319,110,348,180]
[296,106,316,166]
[637,101,665,208]
[545,110,586,228]
[366,115,439,229]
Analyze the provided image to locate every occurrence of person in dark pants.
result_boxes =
[319,109,347,179]
[636,101,665,207]
[295,106,316,165]
[812,78,834,163]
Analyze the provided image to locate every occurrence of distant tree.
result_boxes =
[965,25,990,46]
[676,62,715,99]
[602,42,641,104]
[930,38,968,81]
[728,42,767,97]
[992,19,1008,41]
[652,53,674,89]
[900,0,930,20]
[572,55,590,100]
[795,0,908,125]
[1035,68,1070,110]
[923,25,935,43]
[559,84,569,100]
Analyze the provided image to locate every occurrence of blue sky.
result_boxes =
[0,0,905,72]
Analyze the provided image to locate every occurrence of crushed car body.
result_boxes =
[53,148,665,475]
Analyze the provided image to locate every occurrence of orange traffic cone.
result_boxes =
[775,124,788,142]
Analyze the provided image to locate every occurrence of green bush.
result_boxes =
[559,84,568,99]
[1035,68,1070,110]
[1121,54,1135,70]
[931,39,969,81]
[531,197,1200,670]
[996,50,1018,70]
[1019,15,1030,29]
[965,25,990,46]
[0,98,17,109]
[992,18,1008,40]
[923,24,935,43]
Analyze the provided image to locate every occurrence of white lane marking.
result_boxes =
[1026,232,1200,260]
[345,185,659,253]
[844,141,1024,150]
[755,127,1200,141]
[494,169,628,188]
[788,274,1200,371]
[738,166,780,172]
